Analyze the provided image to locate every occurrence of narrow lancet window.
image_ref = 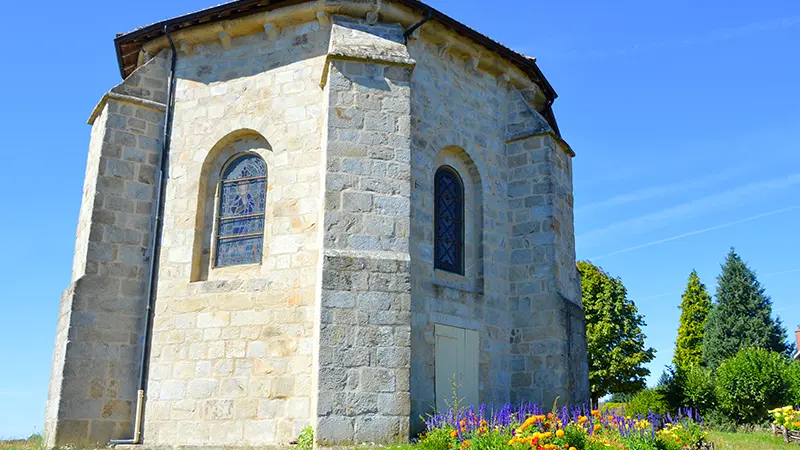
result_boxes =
[434,166,464,274]
[215,154,267,266]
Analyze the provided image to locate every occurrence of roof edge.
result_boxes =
[113,0,557,101]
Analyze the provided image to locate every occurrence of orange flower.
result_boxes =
[450,430,458,438]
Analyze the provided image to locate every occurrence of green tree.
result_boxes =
[715,348,789,424]
[673,270,712,370]
[702,248,790,369]
[578,261,656,407]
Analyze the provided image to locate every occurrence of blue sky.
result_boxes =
[1,0,798,439]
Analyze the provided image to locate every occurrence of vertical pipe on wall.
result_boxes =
[109,24,178,446]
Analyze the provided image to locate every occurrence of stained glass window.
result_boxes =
[215,154,267,267]
[434,166,464,274]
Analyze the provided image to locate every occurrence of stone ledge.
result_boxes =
[88,92,167,125]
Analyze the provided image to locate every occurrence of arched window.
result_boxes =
[434,166,464,274]
[215,154,267,267]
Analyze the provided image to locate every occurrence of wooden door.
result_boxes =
[434,324,479,412]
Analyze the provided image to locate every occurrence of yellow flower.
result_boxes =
[556,429,565,438]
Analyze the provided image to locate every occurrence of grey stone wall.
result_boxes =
[45,53,168,448]
[315,17,414,445]
[140,21,329,447]
[505,109,588,406]
[406,37,513,434]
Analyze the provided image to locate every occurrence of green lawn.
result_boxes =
[709,430,794,450]
[0,435,40,450]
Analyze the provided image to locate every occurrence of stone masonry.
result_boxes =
[45,53,168,447]
[47,1,589,448]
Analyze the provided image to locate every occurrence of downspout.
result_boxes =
[110,24,178,446]
[403,7,432,44]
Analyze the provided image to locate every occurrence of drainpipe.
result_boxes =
[110,24,177,446]
[403,8,432,44]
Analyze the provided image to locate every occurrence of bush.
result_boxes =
[683,366,717,413]
[627,388,669,416]
[296,426,313,450]
[787,360,800,406]
[703,408,737,432]
[715,348,789,424]
[600,401,628,415]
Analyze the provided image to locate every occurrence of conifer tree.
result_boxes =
[673,270,711,370]
[702,248,790,369]
[579,261,656,407]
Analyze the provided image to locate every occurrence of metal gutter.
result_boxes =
[109,24,178,447]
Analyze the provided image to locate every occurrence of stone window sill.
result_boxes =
[433,269,483,294]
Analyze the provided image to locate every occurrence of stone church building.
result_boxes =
[45,0,589,447]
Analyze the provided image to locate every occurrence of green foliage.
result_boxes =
[620,432,659,450]
[564,423,588,449]
[417,428,456,450]
[608,391,637,403]
[674,270,711,370]
[655,366,686,412]
[682,365,717,413]
[578,261,656,406]
[715,347,790,424]
[703,408,738,432]
[702,248,790,369]
[787,360,800,406]
[656,420,706,450]
[600,402,628,415]
[627,388,669,416]
[297,426,314,450]
[466,430,512,450]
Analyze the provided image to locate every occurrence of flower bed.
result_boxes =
[419,403,709,450]
[769,406,800,444]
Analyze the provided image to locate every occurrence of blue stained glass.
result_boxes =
[218,216,265,236]
[215,154,267,267]
[223,154,267,179]
[220,179,267,217]
[434,166,464,274]
[216,236,264,267]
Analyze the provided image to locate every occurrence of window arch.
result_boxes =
[434,166,464,274]
[215,154,267,267]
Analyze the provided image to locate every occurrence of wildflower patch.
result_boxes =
[419,403,709,450]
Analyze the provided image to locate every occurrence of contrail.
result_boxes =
[577,168,745,216]
[589,205,800,261]
[763,268,800,278]
[578,173,800,248]
[543,15,800,61]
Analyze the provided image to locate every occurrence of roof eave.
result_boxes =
[112,0,557,102]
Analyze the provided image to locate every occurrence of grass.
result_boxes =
[0,433,42,450]
[709,430,795,450]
